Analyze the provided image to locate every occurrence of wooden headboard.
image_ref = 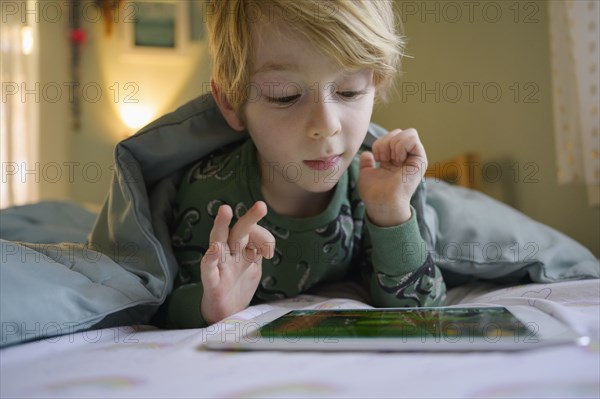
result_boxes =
[425,153,480,189]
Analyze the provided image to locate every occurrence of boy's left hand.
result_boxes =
[358,128,427,227]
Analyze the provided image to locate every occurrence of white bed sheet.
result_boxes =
[2,279,599,399]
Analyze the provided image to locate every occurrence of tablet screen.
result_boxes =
[250,307,536,341]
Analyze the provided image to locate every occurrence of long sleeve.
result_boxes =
[361,206,447,307]
[162,283,207,328]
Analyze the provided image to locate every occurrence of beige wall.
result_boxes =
[36,1,598,256]
[373,0,599,257]
[35,4,70,202]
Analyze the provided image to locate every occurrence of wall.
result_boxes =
[35,1,71,203]
[372,0,599,257]
[32,1,209,207]
[71,1,210,207]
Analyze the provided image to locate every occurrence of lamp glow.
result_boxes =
[119,103,155,131]
[21,26,33,55]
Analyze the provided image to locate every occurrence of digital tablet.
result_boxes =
[204,306,589,352]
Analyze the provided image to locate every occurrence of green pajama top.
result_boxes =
[166,139,446,328]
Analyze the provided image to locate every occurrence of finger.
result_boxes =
[372,129,401,162]
[200,242,224,290]
[372,135,388,162]
[359,151,376,170]
[391,129,425,164]
[242,242,262,265]
[405,137,427,170]
[228,201,268,251]
[391,133,416,164]
[247,225,276,260]
[209,205,233,244]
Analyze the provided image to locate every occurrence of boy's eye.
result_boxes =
[265,94,300,104]
[337,90,365,99]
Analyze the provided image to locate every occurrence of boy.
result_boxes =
[166,0,446,327]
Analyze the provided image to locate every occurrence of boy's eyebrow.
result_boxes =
[253,61,299,75]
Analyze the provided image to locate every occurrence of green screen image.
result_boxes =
[252,307,537,342]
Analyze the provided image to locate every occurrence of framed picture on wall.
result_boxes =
[120,0,189,56]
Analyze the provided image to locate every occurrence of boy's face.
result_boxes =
[241,22,376,195]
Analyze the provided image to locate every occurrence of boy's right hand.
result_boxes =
[200,201,275,324]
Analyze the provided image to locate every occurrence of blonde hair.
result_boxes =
[206,0,404,114]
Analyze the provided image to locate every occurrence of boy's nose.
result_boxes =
[307,101,341,139]
[309,129,338,139]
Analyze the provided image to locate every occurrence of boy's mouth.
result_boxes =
[303,155,341,171]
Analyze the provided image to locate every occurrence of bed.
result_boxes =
[1,94,599,398]
[1,278,598,398]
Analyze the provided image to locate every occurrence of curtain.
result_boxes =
[548,0,600,206]
[0,0,40,209]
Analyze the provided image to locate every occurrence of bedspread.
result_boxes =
[1,279,598,398]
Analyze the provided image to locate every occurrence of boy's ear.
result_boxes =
[211,81,245,132]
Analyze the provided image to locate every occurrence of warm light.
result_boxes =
[21,26,33,55]
[119,103,156,131]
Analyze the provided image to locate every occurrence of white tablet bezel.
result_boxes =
[203,306,588,352]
